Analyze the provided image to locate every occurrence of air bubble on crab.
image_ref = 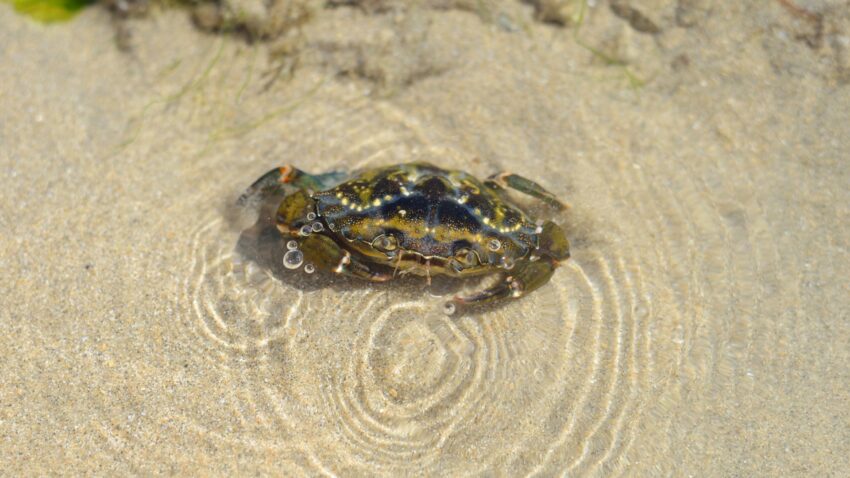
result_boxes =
[304,263,316,274]
[300,225,312,236]
[501,256,515,270]
[283,249,305,269]
[306,212,317,221]
[311,222,324,233]
[286,240,299,251]
[487,239,502,252]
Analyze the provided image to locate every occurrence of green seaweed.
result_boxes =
[4,0,95,22]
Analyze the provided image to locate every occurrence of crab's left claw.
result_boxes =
[300,233,392,283]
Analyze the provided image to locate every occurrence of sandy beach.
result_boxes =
[1,1,848,475]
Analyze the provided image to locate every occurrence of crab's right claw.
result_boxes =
[449,259,557,310]
[447,220,569,313]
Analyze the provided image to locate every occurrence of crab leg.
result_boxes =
[300,233,392,282]
[485,172,566,210]
[393,251,405,277]
[238,165,347,204]
[450,259,556,307]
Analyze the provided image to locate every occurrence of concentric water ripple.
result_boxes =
[130,80,786,475]
[164,105,661,475]
[179,217,301,368]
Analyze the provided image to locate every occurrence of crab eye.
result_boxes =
[455,248,479,266]
[373,234,398,252]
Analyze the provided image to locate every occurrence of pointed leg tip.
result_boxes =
[278,165,294,183]
[443,301,458,316]
[443,298,468,316]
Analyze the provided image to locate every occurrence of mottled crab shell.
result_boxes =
[311,162,541,275]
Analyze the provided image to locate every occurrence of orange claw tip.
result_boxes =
[278,165,293,183]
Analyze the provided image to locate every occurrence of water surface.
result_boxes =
[1,3,848,475]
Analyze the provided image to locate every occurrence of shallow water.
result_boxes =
[2,3,848,476]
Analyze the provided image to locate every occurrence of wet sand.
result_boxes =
[1,2,849,475]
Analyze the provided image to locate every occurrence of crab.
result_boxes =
[239,162,569,311]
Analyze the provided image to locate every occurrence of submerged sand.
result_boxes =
[1,1,848,475]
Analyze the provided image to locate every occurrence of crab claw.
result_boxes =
[450,259,557,308]
[275,190,316,236]
[300,233,392,283]
[448,220,569,311]
[537,220,570,262]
